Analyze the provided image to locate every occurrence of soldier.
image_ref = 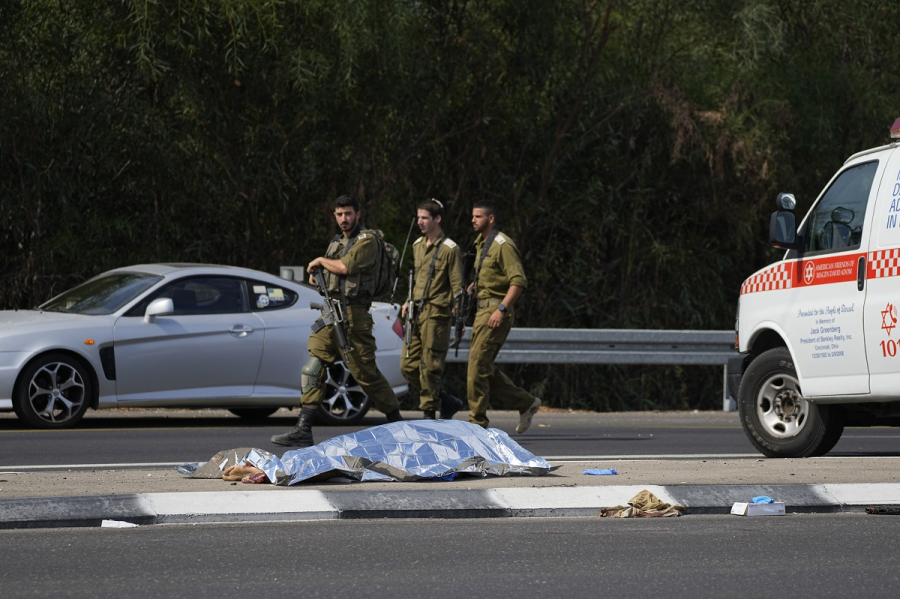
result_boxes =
[466,200,541,432]
[271,195,402,447]
[400,199,466,419]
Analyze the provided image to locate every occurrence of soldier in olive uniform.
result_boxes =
[466,200,541,432]
[400,199,465,419]
[271,195,402,447]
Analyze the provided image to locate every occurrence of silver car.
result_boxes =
[0,264,407,428]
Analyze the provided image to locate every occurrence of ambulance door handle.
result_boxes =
[857,256,866,291]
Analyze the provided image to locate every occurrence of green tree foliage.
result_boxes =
[2,0,898,409]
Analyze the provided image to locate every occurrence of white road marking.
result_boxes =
[0,462,183,472]
[5,451,900,473]
[545,454,760,462]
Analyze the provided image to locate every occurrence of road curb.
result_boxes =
[3,483,900,529]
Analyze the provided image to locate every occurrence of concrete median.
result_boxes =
[3,458,900,528]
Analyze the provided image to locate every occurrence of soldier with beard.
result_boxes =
[271,195,402,447]
[466,200,541,432]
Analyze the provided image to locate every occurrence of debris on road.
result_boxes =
[731,498,785,516]
[582,469,617,476]
[598,489,685,518]
[101,519,139,528]
[865,505,900,515]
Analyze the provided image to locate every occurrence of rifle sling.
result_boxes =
[335,227,361,353]
[337,228,357,305]
[415,235,444,316]
[472,228,499,296]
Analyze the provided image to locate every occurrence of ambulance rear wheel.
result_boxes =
[738,347,844,458]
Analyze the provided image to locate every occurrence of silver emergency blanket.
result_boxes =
[180,420,551,485]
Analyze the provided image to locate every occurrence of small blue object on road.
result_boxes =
[582,469,617,475]
[751,495,775,504]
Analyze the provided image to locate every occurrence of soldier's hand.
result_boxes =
[488,309,503,329]
[401,302,408,318]
[307,257,323,273]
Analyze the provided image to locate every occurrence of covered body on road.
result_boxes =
[181,420,552,484]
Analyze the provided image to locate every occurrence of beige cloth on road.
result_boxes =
[599,490,686,518]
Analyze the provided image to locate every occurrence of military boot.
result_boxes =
[423,410,436,419]
[385,408,403,422]
[439,390,464,420]
[270,406,316,447]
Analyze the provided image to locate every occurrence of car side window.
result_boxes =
[246,280,298,311]
[127,277,247,316]
[804,161,878,255]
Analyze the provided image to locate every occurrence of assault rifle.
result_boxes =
[451,290,465,357]
[404,269,415,357]
[309,266,353,364]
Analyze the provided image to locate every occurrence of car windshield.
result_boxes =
[40,272,163,315]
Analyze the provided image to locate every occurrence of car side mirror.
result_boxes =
[144,297,174,324]
[769,210,801,250]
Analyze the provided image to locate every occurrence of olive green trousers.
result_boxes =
[466,306,536,428]
[301,305,399,415]
[400,304,451,411]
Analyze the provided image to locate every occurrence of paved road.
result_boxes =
[2,515,898,598]
[3,408,900,468]
[4,408,900,529]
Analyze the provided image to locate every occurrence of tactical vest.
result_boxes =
[324,229,378,304]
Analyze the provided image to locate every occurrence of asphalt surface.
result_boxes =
[6,406,900,465]
[2,409,900,528]
[1,407,760,465]
[5,516,899,598]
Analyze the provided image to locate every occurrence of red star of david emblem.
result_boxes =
[803,262,815,285]
[882,303,897,336]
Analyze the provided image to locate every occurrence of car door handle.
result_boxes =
[857,256,866,292]
[230,325,255,337]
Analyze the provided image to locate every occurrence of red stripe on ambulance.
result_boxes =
[741,253,864,295]
[869,249,900,279]
[741,263,792,295]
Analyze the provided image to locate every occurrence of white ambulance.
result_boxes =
[733,119,900,457]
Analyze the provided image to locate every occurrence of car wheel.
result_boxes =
[316,361,371,425]
[228,408,279,419]
[738,347,843,458]
[13,353,92,429]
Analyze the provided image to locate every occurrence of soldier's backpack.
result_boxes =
[365,229,400,299]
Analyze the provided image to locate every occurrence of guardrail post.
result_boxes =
[722,366,737,411]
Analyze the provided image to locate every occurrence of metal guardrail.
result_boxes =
[445,328,736,365]
[445,328,740,411]
[277,268,742,407]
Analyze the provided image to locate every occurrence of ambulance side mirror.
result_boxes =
[770,210,801,250]
[775,192,796,211]
[769,193,801,250]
